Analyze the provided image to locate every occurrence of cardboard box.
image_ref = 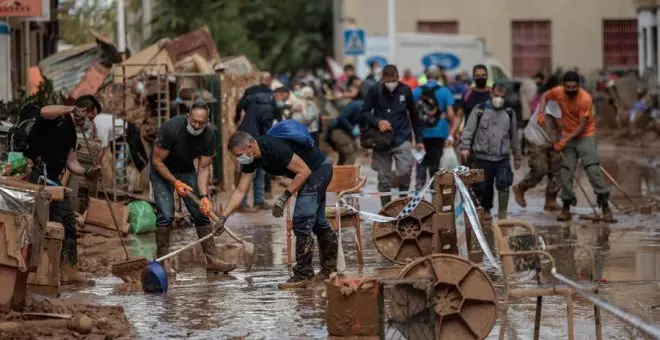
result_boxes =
[28,222,64,297]
[85,197,129,234]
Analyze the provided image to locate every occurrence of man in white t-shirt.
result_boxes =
[93,113,126,175]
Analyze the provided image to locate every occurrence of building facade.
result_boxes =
[341,0,638,77]
[635,0,660,79]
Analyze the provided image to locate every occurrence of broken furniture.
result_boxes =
[372,170,484,264]
[0,178,55,311]
[397,253,498,339]
[27,221,64,297]
[285,165,367,269]
[492,219,602,340]
[325,275,380,337]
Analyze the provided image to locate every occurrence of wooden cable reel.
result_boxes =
[372,197,436,264]
[396,254,497,340]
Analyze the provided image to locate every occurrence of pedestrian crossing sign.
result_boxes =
[343,28,365,56]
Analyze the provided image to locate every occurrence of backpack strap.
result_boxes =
[469,103,486,151]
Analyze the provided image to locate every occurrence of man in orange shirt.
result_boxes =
[537,71,612,222]
[401,68,419,89]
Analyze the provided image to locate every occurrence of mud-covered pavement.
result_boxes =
[60,143,660,339]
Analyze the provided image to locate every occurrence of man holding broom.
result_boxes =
[221,120,337,289]
[536,71,614,222]
[150,101,237,276]
[22,95,104,285]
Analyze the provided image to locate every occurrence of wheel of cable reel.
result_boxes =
[372,197,436,265]
[397,254,497,340]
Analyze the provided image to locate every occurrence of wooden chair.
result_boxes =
[286,165,367,269]
[492,219,602,340]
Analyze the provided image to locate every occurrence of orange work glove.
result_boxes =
[173,180,193,197]
[537,112,546,127]
[199,196,212,216]
[553,139,568,152]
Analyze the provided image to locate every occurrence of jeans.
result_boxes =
[27,170,77,266]
[241,167,265,208]
[149,167,210,227]
[472,158,513,210]
[292,159,333,236]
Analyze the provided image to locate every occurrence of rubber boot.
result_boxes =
[597,193,617,223]
[497,190,510,220]
[543,191,561,212]
[512,184,527,207]
[279,234,314,289]
[380,195,391,207]
[195,225,237,274]
[313,228,338,282]
[557,201,573,222]
[60,265,95,285]
[155,227,176,277]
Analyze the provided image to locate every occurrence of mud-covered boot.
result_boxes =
[512,184,527,207]
[279,234,314,289]
[543,191,561,212]
[597,193,617,223]
[60,265,95,285]
[196,225,237,274]
[313,228,338,282]
[497,190,510,220]
[155,227,176,277]
[557,201,573,222]
[380,195,391,208]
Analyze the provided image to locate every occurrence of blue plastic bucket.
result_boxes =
[142,260,169,293]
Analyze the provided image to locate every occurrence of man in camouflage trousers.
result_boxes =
[512,115,562,211]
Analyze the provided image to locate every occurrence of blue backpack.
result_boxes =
[266,120,315,147]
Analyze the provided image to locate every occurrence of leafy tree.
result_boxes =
[58,0,117,46]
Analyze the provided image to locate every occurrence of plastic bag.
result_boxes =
[128,200,156,234]
[440,147,460,170]
[524,101,561,147]
[7,152,27,175]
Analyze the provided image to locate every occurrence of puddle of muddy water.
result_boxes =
[56,152,660,340]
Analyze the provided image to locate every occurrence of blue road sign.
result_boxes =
[343,28,365,56]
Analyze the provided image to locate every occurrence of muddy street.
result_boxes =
[57,147,660,340]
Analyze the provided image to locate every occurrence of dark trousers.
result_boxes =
[415,137,445,190]
[28,170,78,266]
[472,158,513,211]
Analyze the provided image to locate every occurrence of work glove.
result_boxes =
[199,196,212,217]
[213,215,227,236]
[272,190,292,218]
[553,139,568,152]
[84,167,103,180]
[173,180,193,197]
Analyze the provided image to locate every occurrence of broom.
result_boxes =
[79,125,148,282]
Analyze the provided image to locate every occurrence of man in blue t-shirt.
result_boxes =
[412,68,457,189]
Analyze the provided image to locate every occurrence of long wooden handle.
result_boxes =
[600,166,638,209]
[80,129,130,259]
[186,192,245,244]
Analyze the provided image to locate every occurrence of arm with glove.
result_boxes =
[553,100,591,152]
[272,154,312,218]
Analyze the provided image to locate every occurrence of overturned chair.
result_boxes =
[286,165,367,269]
[492,219,602,340]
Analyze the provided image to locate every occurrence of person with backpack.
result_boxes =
[459,83,522,221]
[220,121,337,288]
[17,95,104,285]
[150,101,238,278]
[411,67,457,189]
[361,64,425,207]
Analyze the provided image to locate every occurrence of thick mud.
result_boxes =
[58,145,660,339]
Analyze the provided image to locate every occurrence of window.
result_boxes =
[417,21,459,34]
[603,19,639,69]
[511,21,552,77]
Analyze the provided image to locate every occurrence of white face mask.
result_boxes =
[491,96,505,109]
[385,82,398,92]
[186,121,204,136]
[237,153,253,165]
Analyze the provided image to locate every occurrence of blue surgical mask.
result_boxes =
[237,153,253,165]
